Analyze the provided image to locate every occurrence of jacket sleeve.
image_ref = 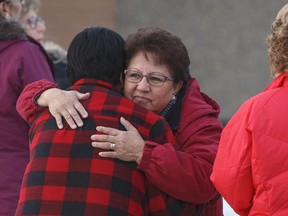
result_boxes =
[139,113,223,203]
[16,79,58,122]
[211,100,254,215]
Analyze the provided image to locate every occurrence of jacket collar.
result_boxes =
[264,72,288,91]
[73,78,119,92]
[0,19,26,40]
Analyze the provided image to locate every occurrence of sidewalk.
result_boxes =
[224,199,239,216]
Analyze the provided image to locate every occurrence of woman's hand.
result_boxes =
[91,117,145,164]
[38,88,90,129]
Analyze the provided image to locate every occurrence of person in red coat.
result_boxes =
[211,4,288,215]
[17,27,223,215]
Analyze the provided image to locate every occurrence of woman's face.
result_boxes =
[123,51,183,114]
[20,10,46,43]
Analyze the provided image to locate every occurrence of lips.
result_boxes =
[133,96,150,104]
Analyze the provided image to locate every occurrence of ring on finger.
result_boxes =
[110,143,116,151]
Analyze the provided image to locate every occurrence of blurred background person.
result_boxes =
[211,3,288,215]
[20,0,69,89]
[0,0,54,215]
[19,0,45,43]
[43,40,69,89]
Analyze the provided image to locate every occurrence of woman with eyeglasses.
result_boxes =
[19,0,69,90]
[19,0,45,43]
[16,27,223,215]
[0,0,54,215]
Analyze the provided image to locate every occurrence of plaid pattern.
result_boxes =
[16,79,176,216]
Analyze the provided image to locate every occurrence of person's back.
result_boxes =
[0,2,54,213]
[16,26,176,215]
[247,75,288,214]
[211,4,288,215]
[212,74,288,215]
[16,79,175,215]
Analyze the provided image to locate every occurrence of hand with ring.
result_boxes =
[91,117,145,164]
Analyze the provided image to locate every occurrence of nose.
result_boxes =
[136,76,150,91]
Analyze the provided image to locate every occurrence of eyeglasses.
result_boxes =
[25,16,44,29]
[124,69,174,86]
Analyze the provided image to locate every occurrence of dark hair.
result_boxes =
[66,26,125,85]
[125,27,191,84]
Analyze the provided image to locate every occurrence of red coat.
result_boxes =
[211,73,288,215]
[139,78,223,215]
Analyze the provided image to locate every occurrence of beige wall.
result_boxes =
[40,0,117,49]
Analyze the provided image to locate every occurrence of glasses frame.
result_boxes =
[124,69,174,87]
[25,16,44,29]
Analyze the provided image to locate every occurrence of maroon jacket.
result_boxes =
[0,21,54,216]
[139,78,223,215]
[16,79,177,216]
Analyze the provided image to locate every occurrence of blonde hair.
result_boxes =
[267,4,288,75]
[20,0,41,17]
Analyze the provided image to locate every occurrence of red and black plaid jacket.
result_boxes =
[16,79,176,216]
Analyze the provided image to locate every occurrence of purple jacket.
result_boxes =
[0,20,54,216]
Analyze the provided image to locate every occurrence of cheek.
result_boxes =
[151,88,174,110]
[26,29,35,35]
[123,82,134,99]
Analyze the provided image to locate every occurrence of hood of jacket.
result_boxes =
[178,78,221,133]
[163,77,221,132]
[0,19,26,53]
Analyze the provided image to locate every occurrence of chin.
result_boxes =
[134,101,148,109]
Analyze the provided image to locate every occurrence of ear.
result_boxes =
[119,72,124,86]
[0,2,8,17]
[173,81,183,96]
